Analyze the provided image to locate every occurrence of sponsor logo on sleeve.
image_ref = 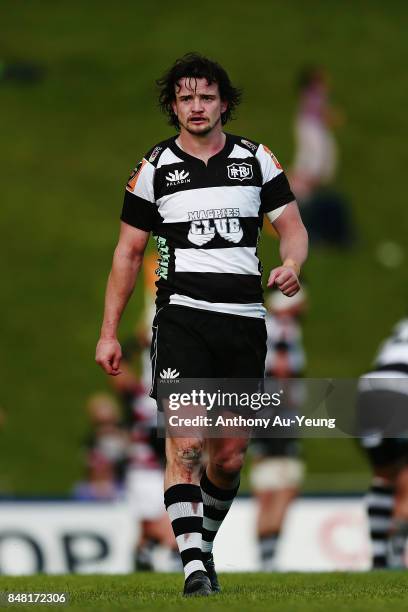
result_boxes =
[263,145,282,169]
[126,159,146,191]
[149,146,162,163]
[241,138,258,152]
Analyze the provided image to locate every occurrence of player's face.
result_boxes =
[172,78,228,136]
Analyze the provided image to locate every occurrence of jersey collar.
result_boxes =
[169,133,233,165]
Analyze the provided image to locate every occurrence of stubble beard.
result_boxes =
[182,114,222,137]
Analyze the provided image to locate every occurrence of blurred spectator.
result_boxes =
[73,393,128,500]
[250,288,307,570]
[357,318,408,569]
[289,65,354,247]
[73,449,123,501]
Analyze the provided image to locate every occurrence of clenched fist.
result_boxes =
[267,264,300,297]
[95,337,122,376]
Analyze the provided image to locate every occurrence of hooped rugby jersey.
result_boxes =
[121,133,294,319]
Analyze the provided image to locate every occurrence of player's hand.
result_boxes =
[95,337,123,376]
[267,264,300,297]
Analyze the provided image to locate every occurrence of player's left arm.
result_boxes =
[267,202,308,296]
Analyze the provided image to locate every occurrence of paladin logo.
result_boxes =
[166,169,190,186]
[227,163,253,181]
[160,368,180,380]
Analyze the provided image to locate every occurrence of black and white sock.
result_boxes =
[164,484,206,579]
[200,471,239,560]
[366,479,394,568]
[259,531,280,571]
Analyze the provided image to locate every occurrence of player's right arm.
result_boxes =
[96,223,150,376]
[96,150,158,376]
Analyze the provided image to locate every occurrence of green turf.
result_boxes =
[1,0,407,493]
[1,573,408,611]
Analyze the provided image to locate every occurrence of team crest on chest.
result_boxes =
[227,162,253,181]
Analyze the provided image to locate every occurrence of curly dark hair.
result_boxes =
[156,52,242,129]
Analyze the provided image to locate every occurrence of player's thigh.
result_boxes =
[213,315,267,378]
[151,306,213,399]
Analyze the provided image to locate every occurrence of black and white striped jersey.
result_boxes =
[121,133,294,319]
[373,319,408,375]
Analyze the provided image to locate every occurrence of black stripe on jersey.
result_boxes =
[153,161,263,200]
[375,363,408,375]
[261,173,295,213]
[158,272,263,304]
[121,190,161,232]
[156,217,261,250]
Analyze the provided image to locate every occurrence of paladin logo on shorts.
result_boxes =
[160,368,180,380]
[165,169,190,186]
[227,163,253,181]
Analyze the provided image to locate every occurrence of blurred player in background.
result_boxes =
[250,288,307,569]
[290,66,339,201]
[74,393,128,500]
[289,65,353,247]
[357,319,408,568]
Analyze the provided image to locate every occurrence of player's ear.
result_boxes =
[171,99,178,118]
[221,100,228,114]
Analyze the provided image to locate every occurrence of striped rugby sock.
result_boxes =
[366,479,394,568]
[164,484,206,579]
[201,471,239,560]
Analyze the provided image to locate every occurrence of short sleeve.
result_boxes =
[120,158,158,232]
[256,145,295,214]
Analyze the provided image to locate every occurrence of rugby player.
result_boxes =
[357,319,408,568]
[96,53,308,595]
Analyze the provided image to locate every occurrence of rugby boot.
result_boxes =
[203,553,221,593]
[183,570,212,597]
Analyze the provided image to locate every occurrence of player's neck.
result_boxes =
[176,128,226,164]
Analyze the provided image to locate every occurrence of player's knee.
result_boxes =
[168,440,203,470]
[214,448,246,475]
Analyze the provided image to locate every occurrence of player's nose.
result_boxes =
[191,96,204,112]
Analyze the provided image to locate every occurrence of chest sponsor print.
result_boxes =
[187,208,243,246]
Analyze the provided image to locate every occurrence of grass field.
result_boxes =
[1,0,408,493]
[1,573,408,611]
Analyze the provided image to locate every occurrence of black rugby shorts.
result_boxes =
[150,305,266,402]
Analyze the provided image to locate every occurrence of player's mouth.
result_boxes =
[189,116,208,124]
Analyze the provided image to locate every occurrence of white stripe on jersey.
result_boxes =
[130,159,155,202]
[174,246,260,275]
[157,185,262,223]
[375,343,408,367]
[256,145,283,185]
[156,147,184,168]
[228,144,254,159]
[358,371,408,394]
[169,294,266,319]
